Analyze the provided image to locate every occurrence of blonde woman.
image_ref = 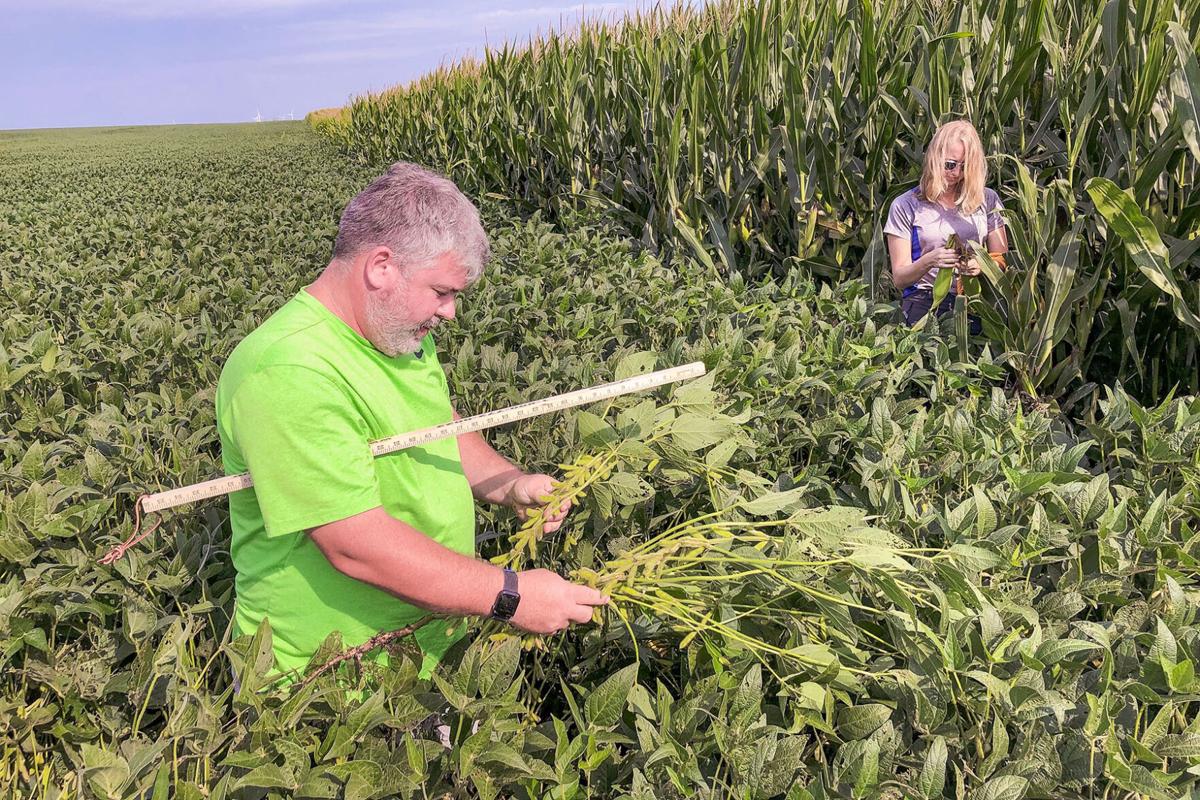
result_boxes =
[885,120,1008,326]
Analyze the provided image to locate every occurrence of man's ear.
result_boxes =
[361,246,399,290]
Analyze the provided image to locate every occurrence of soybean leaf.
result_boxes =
[585,663,639,729]
[669,411,736,451]
[1154,733,1200,759]
[741,487,808,516]
[970,775,1028,800]
[918,736,948,800]
[233,764,297,792]
[836,703,891,741]
[576,411,620,447]
[671,370,718,407]
[614,351,659,381]
[478,637,522,698]
[1035,638,1102,667]
[949,543,1004,571]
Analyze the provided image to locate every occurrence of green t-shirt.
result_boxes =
[215,289,475,682]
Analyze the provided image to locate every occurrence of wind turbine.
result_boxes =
[253,108,263,123]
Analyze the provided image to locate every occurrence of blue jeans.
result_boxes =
[902,288,981,334]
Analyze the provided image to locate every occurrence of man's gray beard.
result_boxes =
[364,291,428,357]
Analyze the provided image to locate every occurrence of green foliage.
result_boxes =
[4,120,1200,798]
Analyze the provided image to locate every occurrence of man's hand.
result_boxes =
[510,568,608,634]
[506,473,572,533]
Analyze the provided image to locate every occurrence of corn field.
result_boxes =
[315,0,1200,405]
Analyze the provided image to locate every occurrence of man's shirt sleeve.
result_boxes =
[229,366,381,536]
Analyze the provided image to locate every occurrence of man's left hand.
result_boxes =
[960,257,984,277]
[506,473,572,533]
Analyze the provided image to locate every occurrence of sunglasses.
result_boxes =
[943,159,963,171]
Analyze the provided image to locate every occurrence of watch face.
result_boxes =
[493,591,520,620]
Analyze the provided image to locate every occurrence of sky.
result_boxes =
[0,0,662,130]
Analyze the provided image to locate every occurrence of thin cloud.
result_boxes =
[278,4,645,53]
[475,3,629,21]
[15,0,339,18]
[285,12,457,44]
[263,42,458,66]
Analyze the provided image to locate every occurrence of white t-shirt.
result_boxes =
[884,187,1005,290]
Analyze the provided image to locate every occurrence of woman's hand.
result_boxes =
[505,473,572,533]
[923,246,961,270]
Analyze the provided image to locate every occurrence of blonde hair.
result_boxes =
[919,120,987,215]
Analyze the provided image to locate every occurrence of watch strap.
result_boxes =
[490,568,520,621]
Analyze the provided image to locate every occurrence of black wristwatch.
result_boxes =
[490,568,521,621]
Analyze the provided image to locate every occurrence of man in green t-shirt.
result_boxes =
[215,161,608,682]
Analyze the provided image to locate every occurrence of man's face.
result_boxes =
[363,251,469,356]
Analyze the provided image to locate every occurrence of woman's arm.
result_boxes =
[887,234,958,290]
[986,224,1008,255]
[985,189,1009,263]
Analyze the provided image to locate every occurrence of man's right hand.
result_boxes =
[509,568,609,635]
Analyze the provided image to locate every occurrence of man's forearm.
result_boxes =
[311,507,504,617]
[453,411,524,505]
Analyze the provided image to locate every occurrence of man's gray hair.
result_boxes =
[332,162,490,280]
